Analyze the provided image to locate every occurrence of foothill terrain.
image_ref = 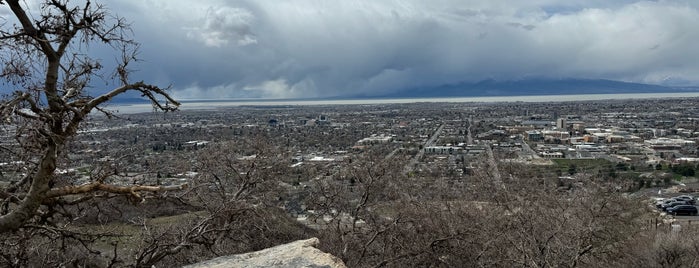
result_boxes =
[3,96,699,266]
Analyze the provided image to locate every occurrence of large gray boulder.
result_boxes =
[183,238,346,268]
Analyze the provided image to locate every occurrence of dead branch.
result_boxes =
[46,182,188,199]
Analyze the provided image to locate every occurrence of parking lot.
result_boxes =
[653,194,699,221]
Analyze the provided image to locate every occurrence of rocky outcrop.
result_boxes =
[183,238,346,268]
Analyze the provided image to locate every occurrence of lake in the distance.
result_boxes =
[106,92,699,114]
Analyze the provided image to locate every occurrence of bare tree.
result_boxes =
[617,228,699,268]
[309,153,653,268]
[106,138,311,267]
[0,0,180,233]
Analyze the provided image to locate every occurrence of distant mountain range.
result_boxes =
[111,79,699,103]
[349,79,699,99]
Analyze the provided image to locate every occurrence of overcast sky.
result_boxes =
[10,0,699,99]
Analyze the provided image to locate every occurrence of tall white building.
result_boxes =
[556,118,566,129]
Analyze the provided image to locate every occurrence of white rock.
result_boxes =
[183,238,346,268]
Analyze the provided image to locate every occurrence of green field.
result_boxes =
[551,159,614,175]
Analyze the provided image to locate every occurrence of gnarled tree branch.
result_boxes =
[46,182,188,199]
[0,0,180,234]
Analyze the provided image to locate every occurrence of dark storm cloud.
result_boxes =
[105,0,699,99]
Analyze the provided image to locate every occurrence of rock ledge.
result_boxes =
[183,238,346,268]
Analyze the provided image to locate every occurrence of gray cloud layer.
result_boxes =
[108,0,699,99]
